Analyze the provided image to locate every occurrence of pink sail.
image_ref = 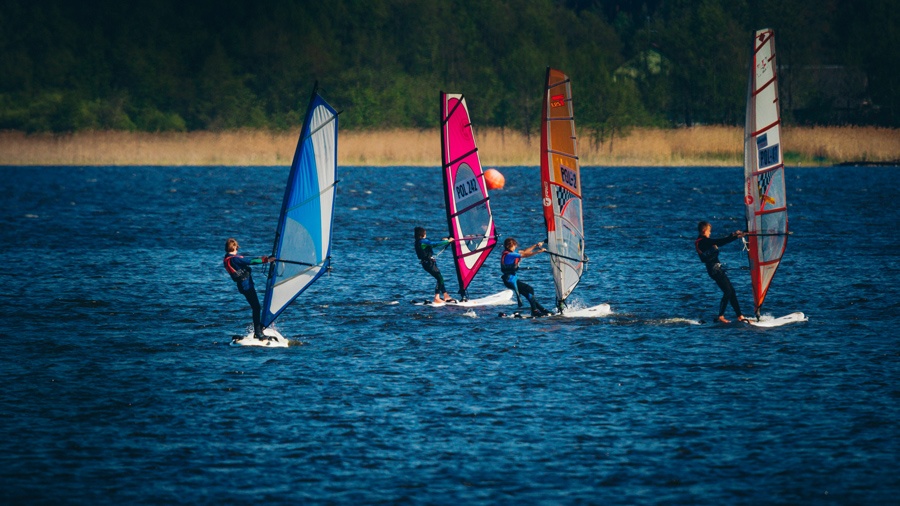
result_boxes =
[440,92,497,299]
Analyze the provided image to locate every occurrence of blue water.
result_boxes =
[1,165,898,504]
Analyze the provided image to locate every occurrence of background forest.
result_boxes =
[1,0,897,138]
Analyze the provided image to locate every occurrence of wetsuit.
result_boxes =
[500,249,548,315]
[694,234,743,318]
[414,237,450,296]
[224,253,267,338]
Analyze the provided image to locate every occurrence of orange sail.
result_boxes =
[540,68,585,310]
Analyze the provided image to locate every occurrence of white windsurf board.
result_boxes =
[453,290,517,307]
[412,299,449,307]
[231,328,289,348]
[413,290,516,307]
[499,302,612,319]
[559,303,612,318]
[745,312,807,328]
[498,310,555,319]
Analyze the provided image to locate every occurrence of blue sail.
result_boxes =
[261,85,338,327]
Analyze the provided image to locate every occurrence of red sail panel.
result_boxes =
[540,68,585,306]
[440,92,497,296]
[744,29,788,316]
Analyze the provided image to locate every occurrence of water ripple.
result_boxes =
[0,166,897,504]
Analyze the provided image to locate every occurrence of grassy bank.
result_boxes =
[1,126,897,167]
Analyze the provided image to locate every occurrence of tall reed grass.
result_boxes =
[1,126,897,167]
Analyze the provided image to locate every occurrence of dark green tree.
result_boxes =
[0,0,895,132]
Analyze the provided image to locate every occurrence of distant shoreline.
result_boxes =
[1,126,898,167]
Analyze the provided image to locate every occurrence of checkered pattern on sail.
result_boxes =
[758,169,772,195]
[556,186,575,211]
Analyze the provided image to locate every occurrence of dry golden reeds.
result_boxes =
[0,130,295,166]
[782,126,900,164]
[339,129,437,166]
[578,126,744,166]
[0,126,897,167]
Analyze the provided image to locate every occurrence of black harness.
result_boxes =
[415,238,435,264]
[224,255,251,282]
[694,237,719,266]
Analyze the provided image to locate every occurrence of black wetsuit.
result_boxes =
[694,234,743,318]
[414,237,450,295]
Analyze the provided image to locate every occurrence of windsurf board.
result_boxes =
[412,299,450,306]
[745,312,807,328]
[559,303,612,318]
[231,328,289,348]
[499,302,612,319]
[498,310,555,319]
[453,289,516,307]
[413,290,516,307]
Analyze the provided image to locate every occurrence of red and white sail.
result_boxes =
[744,29,788,317]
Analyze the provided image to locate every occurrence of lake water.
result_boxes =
[1,165,898,504]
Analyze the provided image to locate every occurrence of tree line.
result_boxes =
[1,0,897,136]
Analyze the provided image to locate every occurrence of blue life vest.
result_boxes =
[500,250,519,275]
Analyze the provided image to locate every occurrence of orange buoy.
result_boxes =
[484,168,505,190]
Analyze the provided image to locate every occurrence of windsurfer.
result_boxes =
[414,227,456,304]
[694,222,749,323]
[500,237,551,317]
[223,238,275,339]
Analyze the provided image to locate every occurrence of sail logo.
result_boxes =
[455,178,479,199]
[758,143,779,168]
[455,179,479,201]
[756,55,772,78]
[757,133,779,168]
[454,163,481,205]
[559,164,577,189]
[550,94,566,108]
